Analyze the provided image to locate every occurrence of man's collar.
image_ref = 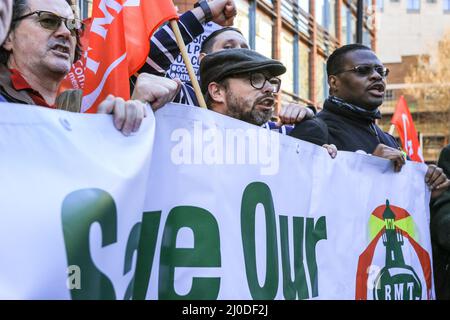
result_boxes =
[8,68,54,108]
[10,69,33,91]
[325,96,381,122]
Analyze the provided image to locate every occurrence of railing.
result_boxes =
[280,0,310,36]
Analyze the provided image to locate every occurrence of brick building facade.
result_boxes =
[376,0,450,162]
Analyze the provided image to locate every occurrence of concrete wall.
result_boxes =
[377,0,450,63]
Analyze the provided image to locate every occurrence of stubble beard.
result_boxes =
[225,91,273,126]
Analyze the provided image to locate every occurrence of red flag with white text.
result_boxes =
[81,0,178,113]
[391,96,424,162]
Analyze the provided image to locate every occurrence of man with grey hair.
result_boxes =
[0,0,180,136]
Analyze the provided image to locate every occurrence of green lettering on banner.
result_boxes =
[279,216,309,300]
[241,182,278,300]
[61,189,117,300]
[306,216,327,298]
[123,222,141,300]
[132,211,162,300]
[159,206,221,299]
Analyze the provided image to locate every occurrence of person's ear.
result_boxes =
[208,82,226,104]
[199,52,207,62]
[328,75,339,94]
[2,31,14,52]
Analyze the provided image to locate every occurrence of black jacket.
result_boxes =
[315,97,399,153]
[431,145,450,299]
[288,117,329,146]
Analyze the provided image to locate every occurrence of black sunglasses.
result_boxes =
[13,10,84,36]
[334,64,390,78]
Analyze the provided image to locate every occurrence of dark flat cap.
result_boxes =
[200,48,286,94]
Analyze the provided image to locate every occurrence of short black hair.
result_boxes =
[326,44,372,76]
[0,0,82,65]
[200,27,243,54]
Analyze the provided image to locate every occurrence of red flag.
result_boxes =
[391,96,424,162]
[59,18,92,93]
[81,0,178,113]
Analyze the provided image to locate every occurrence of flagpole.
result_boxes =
[169,20,207,109]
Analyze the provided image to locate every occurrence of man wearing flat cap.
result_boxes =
[200,48,336,155]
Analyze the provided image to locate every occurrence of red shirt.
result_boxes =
[9,69,56,109]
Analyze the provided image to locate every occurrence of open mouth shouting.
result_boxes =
[367,82,386,98]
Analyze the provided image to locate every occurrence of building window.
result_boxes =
[328,0,337,38]
[341,5,348,45]
[255,11,273,58]
[299,41,310,100]
[426,0,436,3]
[377,0,384,12]
[280,31,295,94]
[315,0,336,35]
[341,5,355,45]
[350,10,357,43]
[316,56,327,106]
[385,90,395,101]
[407,0,420,12]
[299,0,309,13]
[77,0,92,19]
[444,0,450,12]
[234,0,250,43]
[316,0,325,27]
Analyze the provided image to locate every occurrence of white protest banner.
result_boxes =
[0,103,433,300]
[0,103,155,299]
[141,104,433,300]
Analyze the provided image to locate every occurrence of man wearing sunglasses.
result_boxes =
[199,48,337,157]
[291,44,448,199]
[0,0,180,136]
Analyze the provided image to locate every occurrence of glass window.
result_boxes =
[234,0,250,41]
[329,0,337,37]
[407,0,420,12]
[385,90,395,101]
[255,12,273,58]
[350,11,357,43]
[444,0,450,12]
[316,56,328,106]
[328,0,337,37]
[340,5,348,44]
[280,31,295,94]
[341,6,355,44]
[298,0,309,13]
[78,0,92,18]
[299,41,310,101]
[316,0,326,28]
[363,29,371,48]
[377,0,384,12]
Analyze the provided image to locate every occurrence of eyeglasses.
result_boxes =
[245,72,282,93]
[334,64,390,78]
[13,11,84,36]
